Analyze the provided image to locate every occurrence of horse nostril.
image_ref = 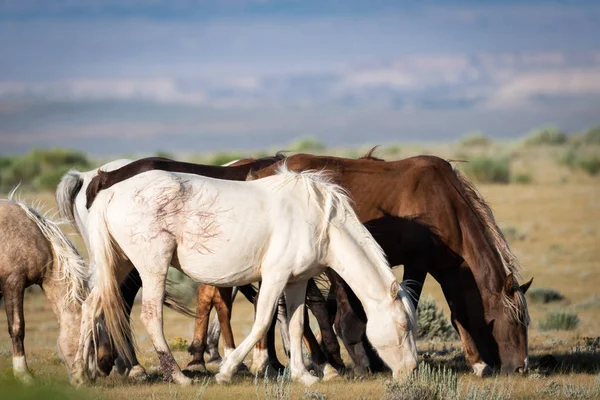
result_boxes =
[516,367,526,375]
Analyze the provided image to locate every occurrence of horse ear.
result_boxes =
[390,281,399,299]
[503,273,516,295]
[520,277,534,294]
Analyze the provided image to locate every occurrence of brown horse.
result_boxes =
[0,193,113,383]
[251,153,533,376]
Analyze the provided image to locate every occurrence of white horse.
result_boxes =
[65,164,418,386]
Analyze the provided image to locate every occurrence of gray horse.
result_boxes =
[0,190,112,382]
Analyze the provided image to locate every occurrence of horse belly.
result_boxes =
[176,250,263,287]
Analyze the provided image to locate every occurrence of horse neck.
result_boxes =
[459,212,508,297]
[325,221,396,314]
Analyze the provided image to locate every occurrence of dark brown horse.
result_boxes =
[251,153,533,376]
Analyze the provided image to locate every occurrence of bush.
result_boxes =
[459,132,492,147]
[168,337,188,352]
[583,126,600,144]
[289,136,326,152]
[417,297,457,341]
[524,125,568,146]
[0,148,90,192]
[382,363,458,400]
[513,173,532,184]
[462,157,510,183]
[561,148,600,176]
[538,311,580,331]
[527,288,564,304]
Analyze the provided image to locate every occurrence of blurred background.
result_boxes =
[0,1,599,398]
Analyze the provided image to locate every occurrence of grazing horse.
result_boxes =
[57,155,285,378]
[251,153,533,376]
[71,166,418,386]
[80,156,344,378]
[0,191,112,382]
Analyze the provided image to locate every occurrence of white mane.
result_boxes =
[4,188,89,305]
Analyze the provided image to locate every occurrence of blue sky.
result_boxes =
[0,0,599,155]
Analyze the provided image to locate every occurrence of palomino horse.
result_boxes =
[0,191,112,382]
[251,153,533,376]
[71,166,418,386]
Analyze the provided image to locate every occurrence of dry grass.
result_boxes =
[1,145,599,399]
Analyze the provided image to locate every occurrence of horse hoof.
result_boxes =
[236,363,251,374]
[207,355,223,365]
[298,373,320,386]
[215,372,231,384]
[185,362,208,374]
[175,375,193,386]
[128,365,149,381]
[16,372,34,385]
[473,362,492,378]
[322,364,340,381]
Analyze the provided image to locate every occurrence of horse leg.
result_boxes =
[216,276,287,384]
[285,280,319,386]
[251,301,285,374]
[138,270,191,385]
[434,266,492,377]
[117,268,147,379]
[206,286,238,364]
[306,279,345,374]
[186,284,214,373]
[326,270,371,376]
[2,278,33,384]
[302,308,339,381]
[276,294,291,357]
[215,287,249,372]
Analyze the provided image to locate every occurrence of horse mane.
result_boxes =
[56,170,84,228]
[273,163,417,334]
[5,188,88,306]
[450,168,528,324]
[359,146,385,161]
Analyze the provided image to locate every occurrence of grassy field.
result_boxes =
[0,143,599,399]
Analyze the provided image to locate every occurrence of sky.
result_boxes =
[0,0,599,155]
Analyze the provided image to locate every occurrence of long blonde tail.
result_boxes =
[87,194,136,364]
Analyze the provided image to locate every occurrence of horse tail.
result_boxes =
[56,170,84,228]
[87,192,136,364]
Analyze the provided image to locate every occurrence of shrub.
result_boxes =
[168,337,188,352]
[303,390,327,400]
[524,125,568,146]
[381,363,458,400]
[255,366,292,400]
[527,288,564,304]
[538,311,580,331]
[561,148,600,176]
[289,136,326,152]
[417,297,457,341]
[459,132,492,147]
[513,173,532,184]
[583,126,600,144]
[462,157,510,183]
[0,148,90,192]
